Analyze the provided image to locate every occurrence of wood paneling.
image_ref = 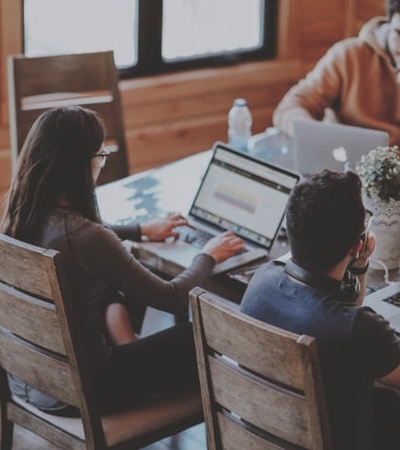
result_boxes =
[356,0,386,23]
[0,0,22,124]
[120,59,301,172]
[0,148,11,195]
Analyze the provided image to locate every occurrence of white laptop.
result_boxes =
[292,120,389,175]
[138,142,300,275]
[363,283,400,333]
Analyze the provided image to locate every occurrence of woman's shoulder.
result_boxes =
[53,207,117,245]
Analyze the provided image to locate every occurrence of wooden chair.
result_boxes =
[0,233,203,450]
[7,51,129,185]
[190,287,333,450]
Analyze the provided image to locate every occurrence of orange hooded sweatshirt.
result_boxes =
[273,17,400,146]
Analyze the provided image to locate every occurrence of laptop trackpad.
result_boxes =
[212,248,268,275]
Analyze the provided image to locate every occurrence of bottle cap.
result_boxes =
[234,98,247,107]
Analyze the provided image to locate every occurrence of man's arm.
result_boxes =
[273,41,347,136]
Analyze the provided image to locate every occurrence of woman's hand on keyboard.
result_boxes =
[202,231,245,263]
[140,213,194,241]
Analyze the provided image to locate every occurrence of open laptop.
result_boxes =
[363,283,400,334]
[138,142,300,275]
[292,120,389,175]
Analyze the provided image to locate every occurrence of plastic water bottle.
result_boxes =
[228,98,253,152]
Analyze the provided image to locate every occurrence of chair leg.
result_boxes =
[0,369,13,450]
[0,416,13,450]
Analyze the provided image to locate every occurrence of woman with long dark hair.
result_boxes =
[1,106,244,415]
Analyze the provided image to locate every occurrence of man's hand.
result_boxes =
[352,232,376,269]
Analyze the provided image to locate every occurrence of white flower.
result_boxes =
[356,146,400,203]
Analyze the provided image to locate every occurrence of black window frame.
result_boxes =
[118,0,278,79]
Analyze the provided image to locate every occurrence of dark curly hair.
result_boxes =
[286,170,365,271]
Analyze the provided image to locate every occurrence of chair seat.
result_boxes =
[12,391,202,446]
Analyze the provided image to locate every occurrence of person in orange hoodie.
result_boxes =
[273,0,400,146]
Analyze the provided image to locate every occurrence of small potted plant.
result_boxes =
[356,146,400,204]
[356,145,400,269]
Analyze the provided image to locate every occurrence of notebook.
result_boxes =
[138,142,300,275]
[292,120,389,175]
[363,283,400,333]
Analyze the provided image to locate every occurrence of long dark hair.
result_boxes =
[1,106,105,243]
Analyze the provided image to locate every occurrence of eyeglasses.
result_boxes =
[93,149,110,168]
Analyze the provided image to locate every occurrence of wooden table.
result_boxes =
[96,146,399,302]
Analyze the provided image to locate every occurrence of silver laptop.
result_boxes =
[363,283,400,333]
[138,142,300,275]
[292,120,389,175]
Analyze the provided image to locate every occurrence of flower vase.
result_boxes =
[363,196,400,270]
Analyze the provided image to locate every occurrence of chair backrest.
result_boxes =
[0,232,107,449]
[190,287,333,450]
[7,51,129,185]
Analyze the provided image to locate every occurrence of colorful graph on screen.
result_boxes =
[214,184,257,214]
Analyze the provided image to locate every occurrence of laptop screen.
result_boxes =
[190,143,300,249]
[293,119,389,175]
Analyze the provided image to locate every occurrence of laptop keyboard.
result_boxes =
[383,292,400,308]
[180,228,215,249]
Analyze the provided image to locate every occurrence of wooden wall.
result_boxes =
[0,0,386,208]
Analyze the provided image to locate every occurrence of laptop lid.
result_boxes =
[293,120,389,175]
[188,142,300,251]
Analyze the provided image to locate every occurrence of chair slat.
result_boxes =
[7,402,85,450]
[0,283,65,355]
[0,237,55,300]
[199,295,308,389]
[12,52,117,97]
[0,331,78,407]
[21,91,113,109]
[208,356,312,448]
[216,413,287,450]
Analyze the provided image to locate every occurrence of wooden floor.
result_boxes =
[10,308,208,450]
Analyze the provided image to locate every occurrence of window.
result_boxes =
[23,0,277,78]
[24,0,138,67]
